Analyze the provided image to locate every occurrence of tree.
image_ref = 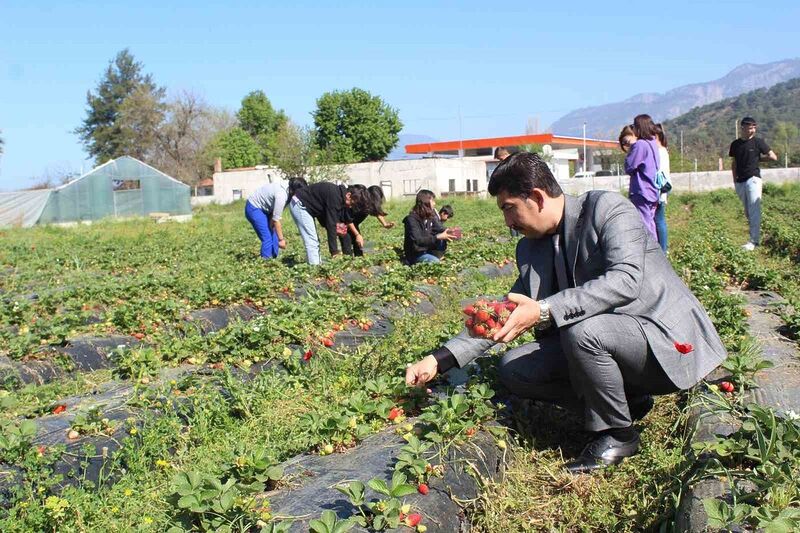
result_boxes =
[151,91,236,186]
[26,164,79,190]
[206,127,261,170]
[237,90,287,163]
[271,121,346,183]
[75,49,165,163]
[312,88,402,163]
[116,85,165,161]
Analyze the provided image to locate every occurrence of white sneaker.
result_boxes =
[742,242,756,251]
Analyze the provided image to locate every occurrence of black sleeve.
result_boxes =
[758,138,771,155]
[404,215,438,253]
[432,346,458,373]
[322,184,343,255]
[430,217,445,235]
[728,141,736,158]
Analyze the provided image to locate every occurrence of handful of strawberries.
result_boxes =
[463,297,517,339]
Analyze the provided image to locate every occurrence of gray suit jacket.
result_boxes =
[445,191,726,390]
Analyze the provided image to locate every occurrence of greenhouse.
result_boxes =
[0,157,191,228]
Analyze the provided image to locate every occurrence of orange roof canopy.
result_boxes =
[405,133,618,154]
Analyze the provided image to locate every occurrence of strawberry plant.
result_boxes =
[308,510,356,533]
[168,470,263,532]
[336,471,418,531]
[0,419,37,463]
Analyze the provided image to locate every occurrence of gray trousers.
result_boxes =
[498,314,677,432]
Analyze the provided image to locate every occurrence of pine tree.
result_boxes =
[75,49,165,163]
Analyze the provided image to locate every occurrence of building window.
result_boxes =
[232,189,243,200]
[112,179,141,191]
[473,179,478,192]
[466,180,471,192]
[449,179,456,192]
[403,179,423,196]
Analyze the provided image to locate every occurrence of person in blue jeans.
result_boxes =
[289,181,370,265]
[728,117,777,251]
[244,178,306,259]
[402,190,455,265]
[654,123,671,252]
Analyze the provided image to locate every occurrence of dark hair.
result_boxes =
[439,205,454,218]
[618,124,635,151]
[632,114,658,141]
[488,152,562,198]
[654,123,668,148]
[411,189,436,220]
[346,184,371,216]
[367,185,388,216]
[741,116,757,126]
[494,146,511,160]
[287,177,307,198]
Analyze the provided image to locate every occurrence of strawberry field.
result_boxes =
[0,185,798,532]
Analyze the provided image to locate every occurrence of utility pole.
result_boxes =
[582,122,587,173]
[735,119,739,139]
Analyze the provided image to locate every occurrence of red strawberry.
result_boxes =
[719,381,735,393]
[505,301,517,312]
[388,407,404,421]
[485,318,497,329]
[52,404,67,415]
[37,445,46,455]
[476,310,491,323]
[465,427,476,437]
[303,350,313,361]
[674,342,693,354]
[418,484,429,495]
[465,318,474,328]
[132,332,145,340]
[463,305,476,316]
[473,324,486,337]
[405,513,422,527]
[322,338,334,347]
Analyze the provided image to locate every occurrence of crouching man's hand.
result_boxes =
[493,293,540,344]
[405,355,438,387]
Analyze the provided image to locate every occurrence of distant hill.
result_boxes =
[663,77,800,166]
[387,133,437,160]
[550,59,800,139]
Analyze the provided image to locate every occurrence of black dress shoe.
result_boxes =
[564,432,640,474]
[629,395,654,421]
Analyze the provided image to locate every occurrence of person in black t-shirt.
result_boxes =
[728,117,777,251]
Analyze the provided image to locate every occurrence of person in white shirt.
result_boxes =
[654,124,670,252]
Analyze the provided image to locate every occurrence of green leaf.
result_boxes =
[703,498,730,528]
[390,484,418,498]
[367,478,390,496]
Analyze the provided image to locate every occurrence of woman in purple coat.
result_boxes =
[624,114,660,240]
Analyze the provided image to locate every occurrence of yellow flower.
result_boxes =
[155,459,170,468]
[143,516,153,525]
[124,489,133,497]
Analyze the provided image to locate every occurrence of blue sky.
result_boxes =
[1,0,799,190]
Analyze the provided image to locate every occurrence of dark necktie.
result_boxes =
[552,233,568,291]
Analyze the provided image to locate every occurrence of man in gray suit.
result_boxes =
[405,152,726,473]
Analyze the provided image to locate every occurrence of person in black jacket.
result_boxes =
[402,189,455,265]
[289,181,368,265]
[345,185,396,256]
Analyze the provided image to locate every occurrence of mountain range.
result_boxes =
[550,58,800,139]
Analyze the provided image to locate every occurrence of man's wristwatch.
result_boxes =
[536,299,552,330]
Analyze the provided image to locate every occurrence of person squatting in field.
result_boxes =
[404,152,727,473]
[402,189,457,265]
[244,177,307,259]
[289,181,371,265]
